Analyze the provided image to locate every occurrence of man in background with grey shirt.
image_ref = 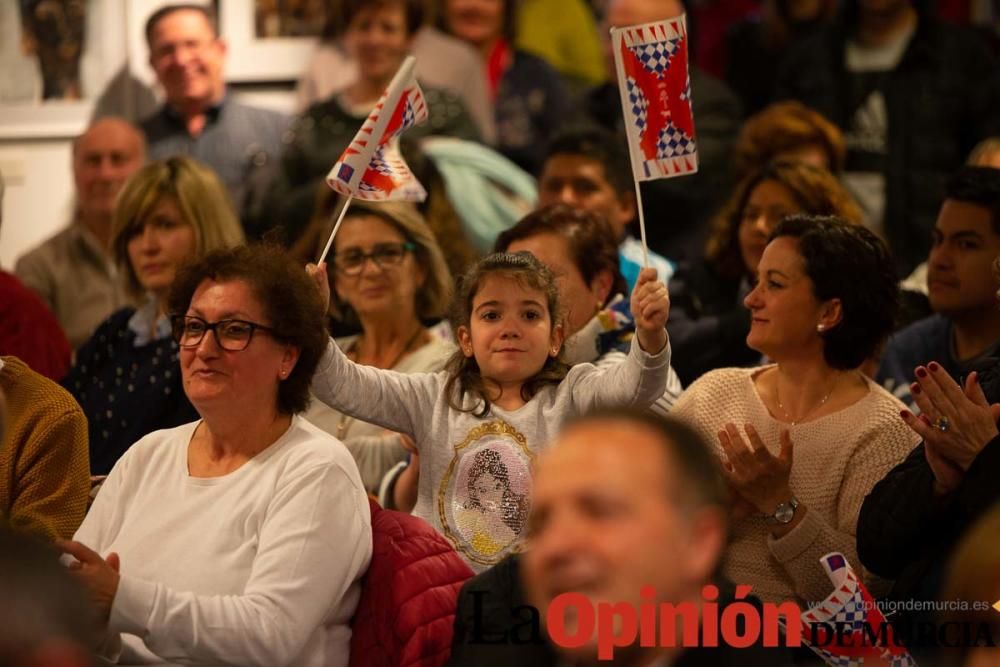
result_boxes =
[15,118,145,350]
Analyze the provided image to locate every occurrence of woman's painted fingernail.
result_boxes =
[929,362,940,372]
[911,383,921,395]
[916,367,928,378]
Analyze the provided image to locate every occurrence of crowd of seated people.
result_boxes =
[2,1,999,666]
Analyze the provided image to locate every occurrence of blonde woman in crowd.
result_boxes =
[304,198,455,492]
[63,156,244,475]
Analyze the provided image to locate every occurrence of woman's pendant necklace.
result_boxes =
[775,373,840,426]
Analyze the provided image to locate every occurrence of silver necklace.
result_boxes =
[775,374,840,425]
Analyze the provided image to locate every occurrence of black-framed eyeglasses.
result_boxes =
[171,315,276,352]
[333,242,415,276]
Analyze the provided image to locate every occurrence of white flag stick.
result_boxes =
[316,194,354,266]
[631,179,649,269]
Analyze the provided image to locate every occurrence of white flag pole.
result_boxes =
[316,194,353,266]
[632,177,650,269]
[610,25,650,270]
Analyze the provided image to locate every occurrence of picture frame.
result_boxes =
[218,1,321,83]
[0,0,129,139]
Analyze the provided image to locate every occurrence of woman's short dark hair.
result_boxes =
[494,204,628,300]
[167,244,328,415]
[770,215,899,370]
[327,0,425,38]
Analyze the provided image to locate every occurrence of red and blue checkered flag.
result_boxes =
[611,16,698,181]
[798,553,916,667]
[325,55,428,202]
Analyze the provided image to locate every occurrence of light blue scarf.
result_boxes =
[420,137,538,253]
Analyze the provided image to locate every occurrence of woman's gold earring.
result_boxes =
[817,324,826,332]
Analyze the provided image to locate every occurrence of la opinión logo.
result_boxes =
[548,584,797,659]
[465,586,999,661]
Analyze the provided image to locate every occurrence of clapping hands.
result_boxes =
[717,423,795,517]
[900,363,1000,495]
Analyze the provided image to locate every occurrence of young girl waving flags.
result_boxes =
[309,251,671,570]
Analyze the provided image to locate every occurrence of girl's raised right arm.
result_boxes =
[311,338,442,440]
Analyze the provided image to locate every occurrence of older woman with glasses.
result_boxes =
[304,199,454,492]
[60,245,372,667]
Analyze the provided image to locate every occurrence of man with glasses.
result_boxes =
[139,4,287,222]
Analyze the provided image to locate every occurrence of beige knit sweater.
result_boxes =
[672,366,920,604]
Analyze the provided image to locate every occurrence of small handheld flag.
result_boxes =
[317,55,428,264]
[610,15,698,268]
[797,553,916,666]
[611,17,698,180]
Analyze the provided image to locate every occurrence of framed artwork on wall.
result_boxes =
[0,0,129,139]
[218,0,325,83]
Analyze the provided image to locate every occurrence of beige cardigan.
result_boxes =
[671,366,920,604]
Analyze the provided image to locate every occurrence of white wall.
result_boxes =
[0,86,297,271]
[0,0,303,269]
[0,142,76,269]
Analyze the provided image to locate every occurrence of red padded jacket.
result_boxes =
[350,499,474,666]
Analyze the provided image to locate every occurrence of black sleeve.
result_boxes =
[668,302,751,385]
[856,442,950,578]
[667,267,752,385]
[954,435,1000,523]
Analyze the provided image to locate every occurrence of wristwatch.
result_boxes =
[765,497,799,525]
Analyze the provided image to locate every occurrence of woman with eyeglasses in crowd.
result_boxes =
[60,245,371,667]
[303,198,455,492]
[63,156,244,475]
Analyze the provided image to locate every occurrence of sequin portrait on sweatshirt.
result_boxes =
[438,421,533,567]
